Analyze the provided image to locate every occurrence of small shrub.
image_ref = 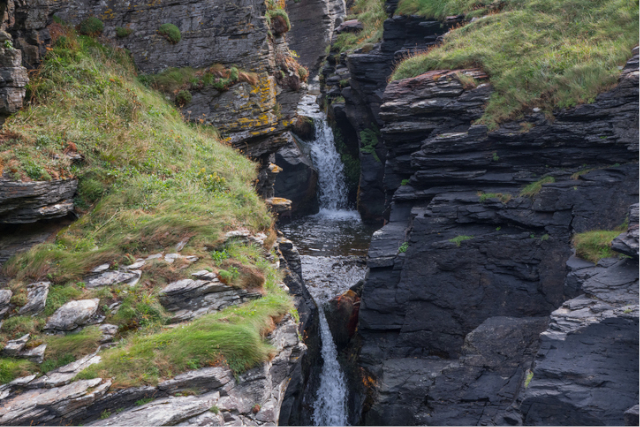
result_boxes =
[116,27,133,38]
[398,242,409,253]
[297,66,309,82]
[175,90,192,107]
[77,17,104,37]
[158,23,181,44]
[520,176,555,197]
[449,235,473,247]
[209,405,220,414]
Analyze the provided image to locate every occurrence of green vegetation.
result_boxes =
[398,242,409,253]
[139,65,259,98]
[524,371,534,388]
[76,291,291,388]
[297,66,308,81]
[520,176,555,197]
[332,0,386,53]
[210,405,220,414]
[478,192,512,203]
[77,17,104,37]
[540,234,550,241]
[449,235,473,247]
[0,25,288,385]
[573,224,627,263]
[115,26,133,38]
[332,96,346,104]
[333,128,360,194]
[360,126,380,162]
[136,397,155,406]
[392,0,639,128]
[401,179,410,186]
[265,9,291,34]
[492,152,499,162]
[158,23,181,44]
[175,90,192,107]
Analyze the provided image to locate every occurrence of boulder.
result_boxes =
[45,299,100,332]
[274,138,319,216]
[18,281,49,315]
[335,20,364,34]
[2,333,29,357]
[0,289,12,318]
[86,271,139,288]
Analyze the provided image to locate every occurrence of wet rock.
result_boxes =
[612,203,639,257]
[0,179,77,224]
[45,299,100,332]
[274,137,319,216]
[2,333,29,356]
[18,281,49,315]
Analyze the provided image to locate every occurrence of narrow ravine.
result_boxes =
[281,86,373,426]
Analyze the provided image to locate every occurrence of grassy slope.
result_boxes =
[0,28,291,384]
[392,0,638,127]
[332,0,386,53]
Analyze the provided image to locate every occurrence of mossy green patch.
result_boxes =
[520,176,555,197]
[77,17,104,37]
[449,235,473,247]
[392,0,639,128]
[158,23,181,44]
[574,226,627,263]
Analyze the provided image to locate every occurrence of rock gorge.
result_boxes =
[0,0,637,425]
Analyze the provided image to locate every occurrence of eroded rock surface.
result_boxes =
[45,299,100,332]
[0,178,77,224]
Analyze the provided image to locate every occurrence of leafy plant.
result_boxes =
[212,250,229,263]
[158,23,181,44]
[449,235,473,247]
[401,179,411,186]
[360,126,380,162]
[398,242,409,253]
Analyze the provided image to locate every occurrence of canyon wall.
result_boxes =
[330,4,640,423]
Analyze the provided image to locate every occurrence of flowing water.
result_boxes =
[280,88,375,426]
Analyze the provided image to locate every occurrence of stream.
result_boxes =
[280,89,374,426]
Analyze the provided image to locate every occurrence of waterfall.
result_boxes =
[309,117,349,212]
[312,307,350,426]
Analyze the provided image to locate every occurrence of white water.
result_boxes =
[312,308,350,426]
[297,88,353,426]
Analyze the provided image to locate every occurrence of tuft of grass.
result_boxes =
[0,359,37,384]
[209,405,220,414]
[265,9,291,34]
[158,23,181,44]
[573,226,626,263]
[115,27,133,38]
[1,316,44,340]
[524,370,534,388]
[332,0,386,53]
[175,90,192,107]
[77,17,104,37]
[449,235,473,247]
[76,290,292,388]
[44,284,83,316]
[520,176,555,197]
[136,397,155,406]
[398,242,409,253]
[478,192,511,203]
[392,0,639,128]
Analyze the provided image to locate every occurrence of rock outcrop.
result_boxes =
[352,41,639,425]
[274,137,319,216]
[0,178,77,224]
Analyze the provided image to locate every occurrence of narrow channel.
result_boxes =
[281,88,374,426]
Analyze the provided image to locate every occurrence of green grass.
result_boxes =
[0,359,37,383]
[0,25,291,385]
[520,176,555,197]
[158,24,181,44]
[573,226,627,263]
[392,0,639,128]
[265,9,291,34]
[332,0,386,53]
[478,192,512,203]
[449,235,473,247]
[115,27,133,38]
[77,17,104,37]
[524,370,534,388]
[76,288,292,388]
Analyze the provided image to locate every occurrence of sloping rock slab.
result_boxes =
[0,178,77,224]
[18,281,49,315]
[612,203,639,257]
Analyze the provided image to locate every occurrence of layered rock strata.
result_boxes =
[354,48,639,425]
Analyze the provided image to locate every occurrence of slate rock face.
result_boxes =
[612,203,639,257]
[353,46,639,425]
[0,178,77,224]
[18,281,50,315]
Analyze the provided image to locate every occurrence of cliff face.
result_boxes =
[353,43,639,425]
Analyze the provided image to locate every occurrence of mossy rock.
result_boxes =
[77,17,104,37]
[158,23,181,44]
[116,27,133,38]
